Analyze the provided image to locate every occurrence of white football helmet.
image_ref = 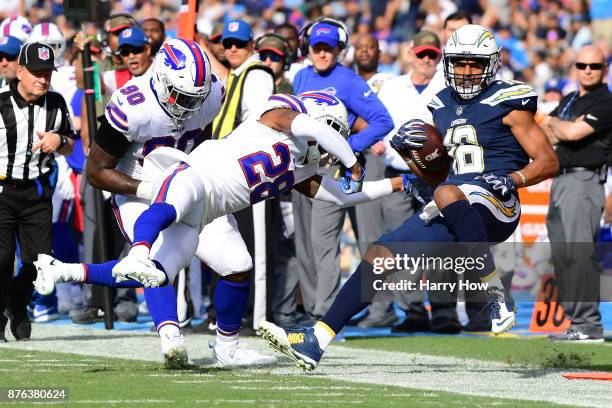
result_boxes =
[298,91,349,138]
[0,16,32,43]
[443,24,500,100]
[29,23,66,67]
[152,38,212,124]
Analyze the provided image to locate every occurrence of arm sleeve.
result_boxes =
[581,98,612,132]
[313,176,394,207]
[346,78,394,152]
[241,69,275,121]
[291,113,357,168]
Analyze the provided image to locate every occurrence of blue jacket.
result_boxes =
[293,63,393,152]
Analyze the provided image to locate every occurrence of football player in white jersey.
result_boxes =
[51,37,270,369]
[34,91,422,363]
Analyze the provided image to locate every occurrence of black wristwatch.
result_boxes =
[58,134,68,149]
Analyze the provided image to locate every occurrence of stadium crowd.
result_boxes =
[0,0,610,353]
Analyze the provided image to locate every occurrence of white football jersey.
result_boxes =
[185,94,319,223]
[51,65,78,117]
[104,73,224,180]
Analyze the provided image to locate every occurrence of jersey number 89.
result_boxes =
[444,125,484,174]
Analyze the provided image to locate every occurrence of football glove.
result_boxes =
[476,173,517,200]
[401,173,427,204]
[390,119,428,151]
[340,165,365,194]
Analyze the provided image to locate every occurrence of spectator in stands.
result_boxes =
[256,34,293,94]
[0,36,21,88]
[142,18,165,54]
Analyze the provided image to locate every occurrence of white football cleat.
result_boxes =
[487,286,516,334]
[112,256,167,288]
[210,340,278,367]
[33,254,66,296]
[160,332,189,369]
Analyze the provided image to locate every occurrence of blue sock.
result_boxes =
[321,264,375,334]
[145,285,179,330]
[440,200,495,276]
[84,261,143,288]
[132,203,177,249]
[215,279,249,335]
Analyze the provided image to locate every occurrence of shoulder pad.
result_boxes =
[427,94,446,112]
[480,81,537,109]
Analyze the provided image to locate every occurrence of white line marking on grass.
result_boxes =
[4,324,611,408]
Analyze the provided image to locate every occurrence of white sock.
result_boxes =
[66,263,85,282]
[313,321,335,350]
[158,324,180,338]
[216,330,239,347]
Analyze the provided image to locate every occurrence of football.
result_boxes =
[407,123,451,172]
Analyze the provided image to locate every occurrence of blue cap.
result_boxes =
[0,35,22,56]
[309,23,339,48]
[544,78,566,93]
[222,19,253,42]
[118,27,148,49]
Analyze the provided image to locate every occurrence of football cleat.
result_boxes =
[258,321,323,372]
[487,286,516,334]
[210,339,278,367]
[112,256,167,288]
[33,254,67,296]
[160,332,189,369]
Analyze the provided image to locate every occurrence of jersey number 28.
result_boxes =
[239,142,294,204]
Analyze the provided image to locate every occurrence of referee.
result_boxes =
[0,42,74,341]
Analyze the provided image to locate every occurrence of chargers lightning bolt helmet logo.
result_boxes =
[161,43,187,70]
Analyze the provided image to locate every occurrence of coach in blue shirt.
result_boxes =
[286,21,393,325]
[293,22,393,152]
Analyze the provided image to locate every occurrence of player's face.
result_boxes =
[412,48,440,79]
[121,44,152,76]
[574,47,606,90]
[309,43,339,73]
[0,53,18,80]
[452,59,485,88]
[354,35,379,72]
[223,39,254,69]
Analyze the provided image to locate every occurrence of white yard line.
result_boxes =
[1,324,610,407]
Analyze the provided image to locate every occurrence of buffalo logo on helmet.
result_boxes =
[298,91,339,106]
[161,43,186,70]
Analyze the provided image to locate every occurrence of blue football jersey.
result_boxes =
[428,80,537,181]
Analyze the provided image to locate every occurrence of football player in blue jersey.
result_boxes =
[258,24,560,372]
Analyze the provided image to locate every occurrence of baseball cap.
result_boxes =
[309,22,339,48]
[412,30,441,55]
[18,42,56,71]
[257,35,287,56]
[104,14,135,34]
[209,22,224,42]
[118,27,148,49]
[222,19,253,42]
[0,36,22,57]
[544,78,566,94]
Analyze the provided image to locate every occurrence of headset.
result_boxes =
[255,33,292,72]
[299,17,350,56]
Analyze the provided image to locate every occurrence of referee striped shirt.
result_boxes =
[0,79,73,181]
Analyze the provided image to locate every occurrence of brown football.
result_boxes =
[407,123,451,172]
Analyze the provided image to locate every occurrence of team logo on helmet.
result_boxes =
[161,43,186,70]
[298,91,339,106]
[38,47,50,61]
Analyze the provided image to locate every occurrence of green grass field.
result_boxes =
[343,335,612,370]
[0,348,575,408]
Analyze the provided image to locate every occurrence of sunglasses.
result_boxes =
[0,53,18,62]
[223,39,249,50]
[416,50,440,60]
[259,51,283,63]
[575,62,605,70]
[118,46,146,57]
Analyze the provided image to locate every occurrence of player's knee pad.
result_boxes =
[151,223,199,283]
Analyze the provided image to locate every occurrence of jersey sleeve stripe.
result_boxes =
[109,101,128,121]
[106,105,128,131]
[178,38,206,88]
